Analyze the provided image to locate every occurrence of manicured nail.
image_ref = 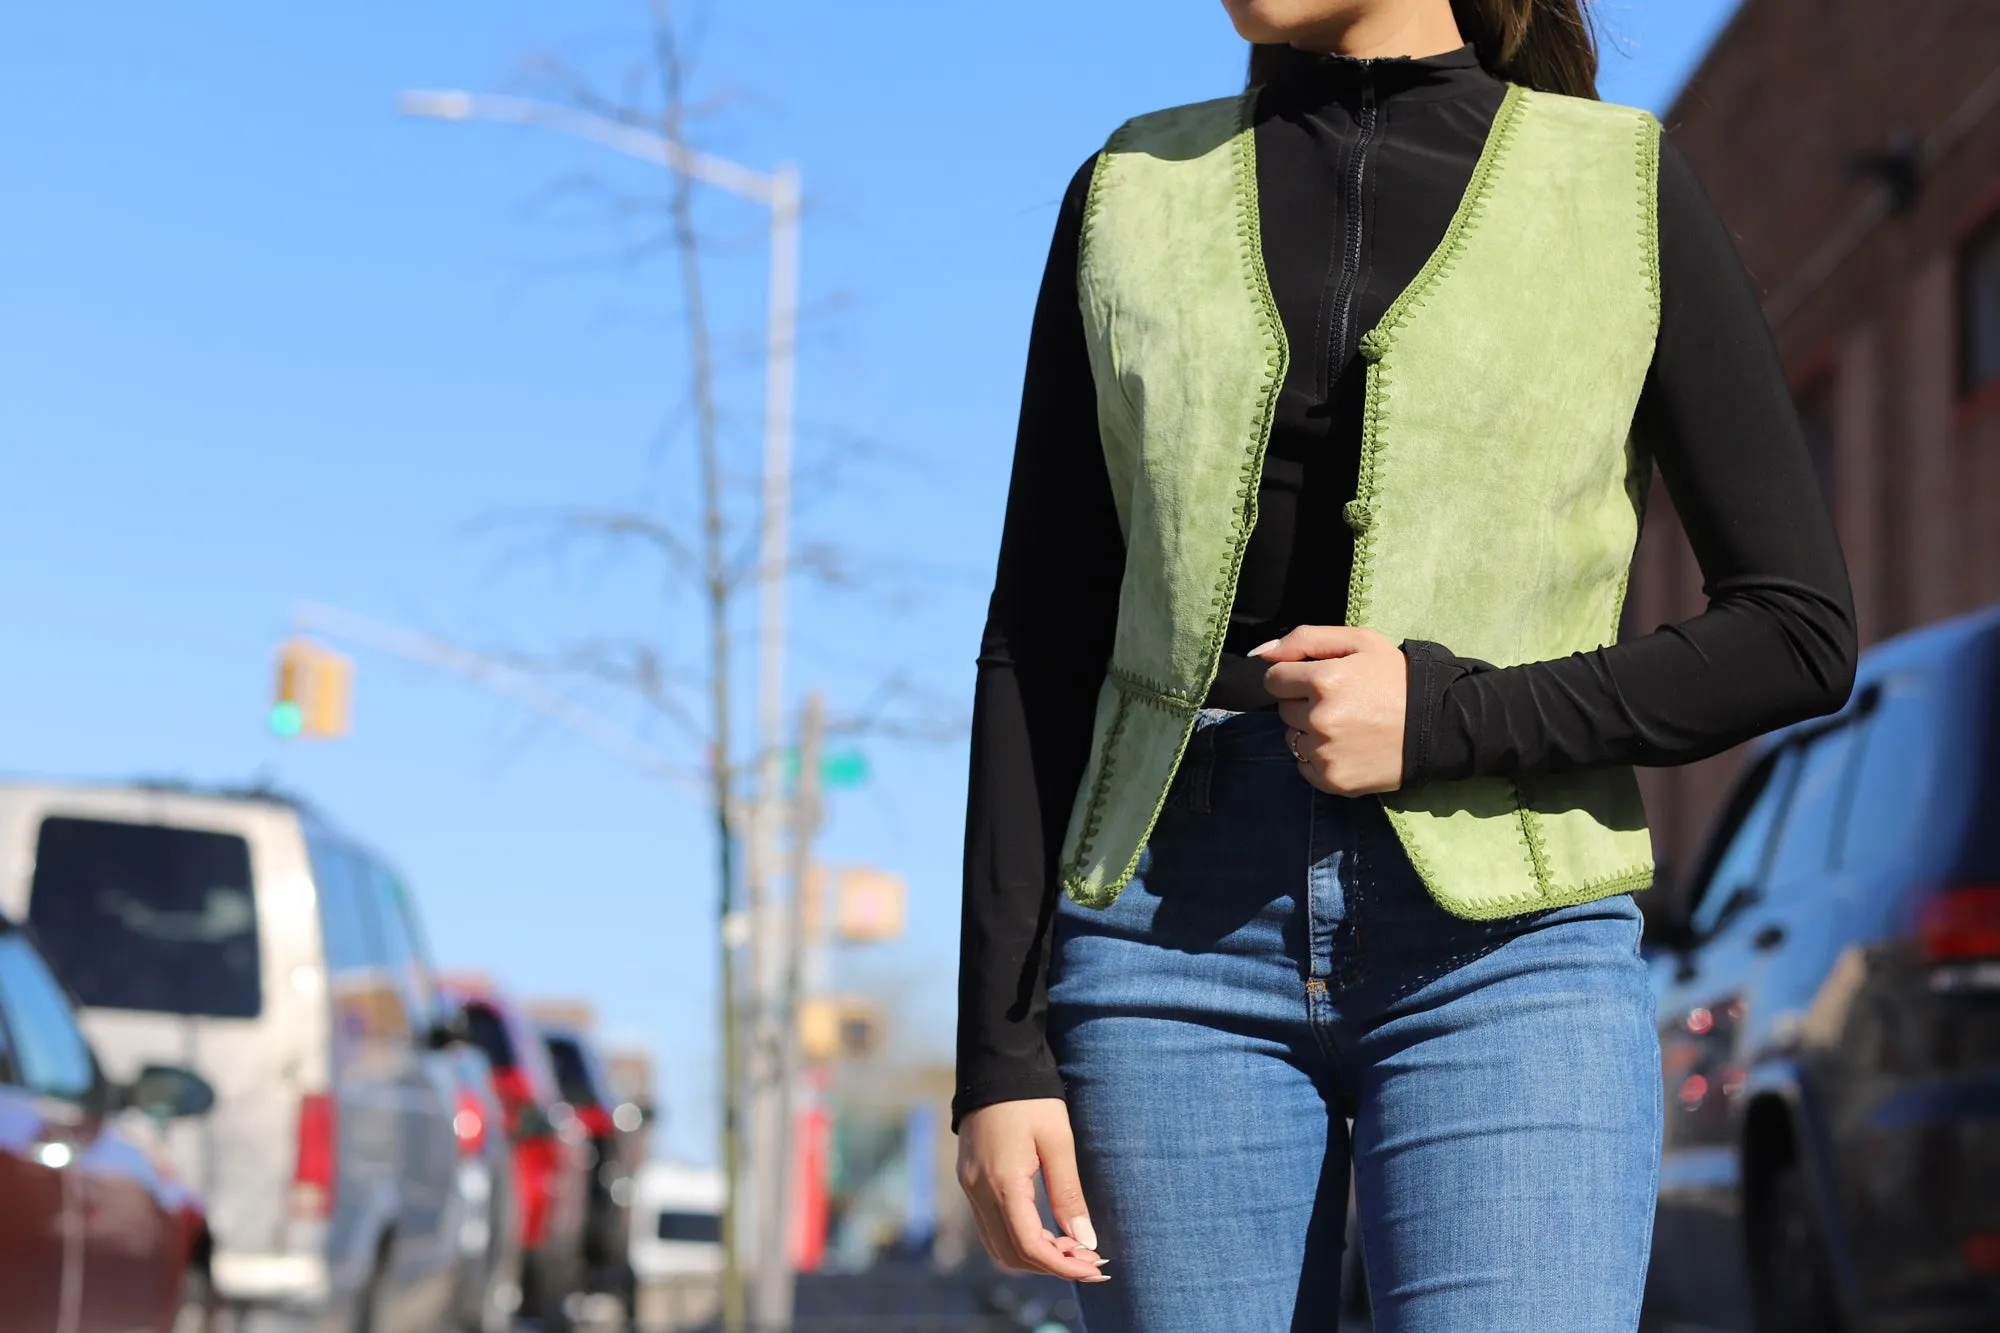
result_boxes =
[1070,1218,1098,1251]
[1248,639,1282,658]
[1084,1273,1113,1283]
[1094,1256,1112,1267]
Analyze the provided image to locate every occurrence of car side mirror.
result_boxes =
[125,1064,216,1120]
[423,1006,472,1051]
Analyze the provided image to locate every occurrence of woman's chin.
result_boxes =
[1221,0,1358,45]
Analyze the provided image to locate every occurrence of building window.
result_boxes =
[1964,215,2000,396]
[1794,373,1837,503]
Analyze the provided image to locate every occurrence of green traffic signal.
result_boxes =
[821,750,870,788]
[780,746,870,789]
[269,701,304,737]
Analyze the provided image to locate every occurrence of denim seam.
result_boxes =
[1341,798,1366,991]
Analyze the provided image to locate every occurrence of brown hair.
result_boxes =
[1248,1,1600,100]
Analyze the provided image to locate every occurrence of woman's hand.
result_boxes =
[957,1098,1110,1282]
[1252,625,1408,795]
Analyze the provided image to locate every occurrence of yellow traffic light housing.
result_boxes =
[272,638,354,740]
[798,997,885,1062]
[833,868,907,944]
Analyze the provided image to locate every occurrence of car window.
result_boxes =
[28,816,261,1019]
[1968,643,2000,882]
[365,865,439,1033]
[381,871,444,1030]
[1688,749,1801,939]
[465,1002,516,1072]
[545,1034,604,1107]
[0,968,16,1084]
[1765,723,1865,892]
[656,1211,723,1244]
[309,836,382,973]
[1840,671,1940,873]
[0,935,97,1101]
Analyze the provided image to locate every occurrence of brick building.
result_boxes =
[1627,0,2000,884]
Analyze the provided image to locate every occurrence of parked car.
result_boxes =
[0,783,470,1333]
[443,978,590,1329]
[0,910,215,1332]
[441,1041,522,1333]
[541,1024,641,1297]
[1644,604,2000,1332]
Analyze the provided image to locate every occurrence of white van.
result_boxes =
[0,781,470,1333]
[629,1160,723,1285]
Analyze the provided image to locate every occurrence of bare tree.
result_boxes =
[426,6,961,1329]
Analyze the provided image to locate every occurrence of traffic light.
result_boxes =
[833,868,907,944]
[272,638,354,740]
[797,997,884,1062]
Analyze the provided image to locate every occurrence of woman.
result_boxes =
[956,1,1855,1329]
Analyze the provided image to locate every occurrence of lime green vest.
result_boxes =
[1060,83,1661,919]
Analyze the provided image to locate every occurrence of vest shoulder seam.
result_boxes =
[1637,110,1663,333]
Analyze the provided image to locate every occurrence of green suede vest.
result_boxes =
[1061,83,1661,919]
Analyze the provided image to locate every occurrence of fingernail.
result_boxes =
[1084,1273,1113,1283]
[1248,639,1281,658]
[1094,1256,1111,1267]
[1070,1217,1098,1251]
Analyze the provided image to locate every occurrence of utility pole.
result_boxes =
[749,690,822,1326]
[398,80,801,1333]
[743,161,802,1333]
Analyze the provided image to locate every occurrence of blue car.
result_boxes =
[1644,603,2000,1332]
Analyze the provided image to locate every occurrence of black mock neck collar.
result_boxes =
[1264,42,1498,108]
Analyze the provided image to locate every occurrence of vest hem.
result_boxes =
[1404,851,1656,922]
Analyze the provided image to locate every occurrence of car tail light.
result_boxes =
[576,1103,615,1140]
[453,1090,488,1158]
[513,1135,557,1250]
[1919,887,2000,961]
[291,1093,335,1219]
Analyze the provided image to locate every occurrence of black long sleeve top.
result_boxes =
[954,45,1857,1127]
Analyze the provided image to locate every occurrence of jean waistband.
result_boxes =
[1188,708,1294,762]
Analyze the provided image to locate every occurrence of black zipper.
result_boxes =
[1325,72,1378,395]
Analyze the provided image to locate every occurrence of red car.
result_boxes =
[440,977,589,1329]
[0,915,215,1332]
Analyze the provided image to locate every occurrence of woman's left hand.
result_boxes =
[1252,626,1408,796]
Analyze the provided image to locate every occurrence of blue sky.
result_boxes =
[0,0,1739,1162]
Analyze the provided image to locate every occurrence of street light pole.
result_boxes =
[399,89,801,1332]
[745,161,803,1332]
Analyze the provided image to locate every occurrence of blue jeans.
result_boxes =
[1048,711,1661,1332]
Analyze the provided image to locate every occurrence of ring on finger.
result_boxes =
[1287,728,1308,765]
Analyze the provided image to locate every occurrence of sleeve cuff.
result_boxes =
[950,1072,1068,1134]
[1398,639,1492,786]
[1399,639,1450,786]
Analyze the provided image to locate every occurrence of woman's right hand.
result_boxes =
[956,1097,1110,1282]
